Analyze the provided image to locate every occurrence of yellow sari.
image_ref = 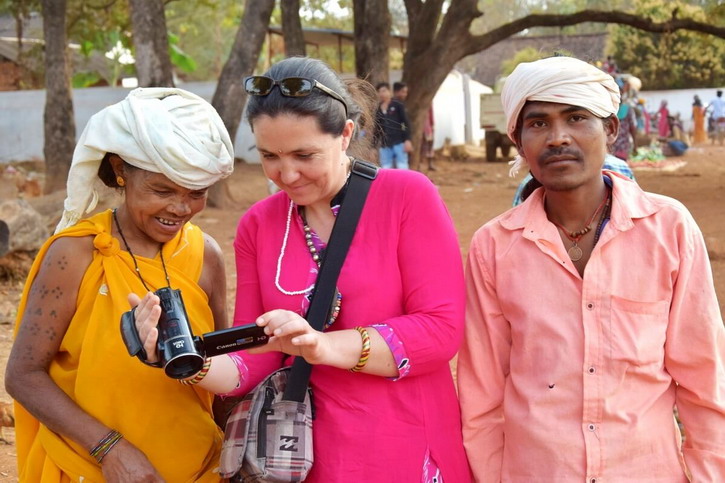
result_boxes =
[693,105,708,144]
[14,210,222,482]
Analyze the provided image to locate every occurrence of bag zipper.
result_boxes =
[257,385,276,459]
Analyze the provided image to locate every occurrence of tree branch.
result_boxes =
[464,10,725,57]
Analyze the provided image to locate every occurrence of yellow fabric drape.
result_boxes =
[14,210,222,482]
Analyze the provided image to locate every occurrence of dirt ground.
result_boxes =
[0,144,723,478]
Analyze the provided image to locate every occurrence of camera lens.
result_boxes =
[165,352,205,379]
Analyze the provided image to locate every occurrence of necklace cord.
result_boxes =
[112,209,171,291]
[550,191,610,242]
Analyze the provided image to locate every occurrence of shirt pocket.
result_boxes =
[608,295,669,366]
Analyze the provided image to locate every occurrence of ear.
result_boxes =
[108,154,126,178]
[341,119,355,152]
[605,115,620,145]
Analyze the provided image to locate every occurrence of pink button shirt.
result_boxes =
[458,172,725,482]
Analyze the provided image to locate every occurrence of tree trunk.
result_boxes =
[353,0,390,87]
[42,0,76,194]
[128,0,175,87]
[209,0,275,208]
[281,0,305,57]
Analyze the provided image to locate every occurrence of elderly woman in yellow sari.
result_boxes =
[5,88,233,481]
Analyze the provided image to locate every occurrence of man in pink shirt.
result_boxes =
[457,56,725,482]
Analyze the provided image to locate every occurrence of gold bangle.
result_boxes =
[349,326,371,373]
[179,357,212,385]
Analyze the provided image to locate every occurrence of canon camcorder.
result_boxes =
[121,287,269,379]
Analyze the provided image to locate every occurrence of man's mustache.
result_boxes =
[537,147,583,164]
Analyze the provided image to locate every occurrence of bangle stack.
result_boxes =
[349,326,371,373]
[179,357,212,386]
[90,429,123,464]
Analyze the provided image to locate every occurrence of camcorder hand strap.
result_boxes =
[283,159,378,403]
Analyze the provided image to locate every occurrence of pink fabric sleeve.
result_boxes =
[218,353,251,398]
[231,210,286,394]
[379,176,465,377]
[456,234,508,482]
[663,209,725,480]
[372,323,411,380]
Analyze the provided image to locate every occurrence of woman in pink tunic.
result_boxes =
[134,57,472,482]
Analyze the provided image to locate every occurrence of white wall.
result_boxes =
[0,82,259,164]
[2,82,720,165]
[431,70,491,149]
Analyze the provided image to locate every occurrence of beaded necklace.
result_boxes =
[274,200,342,328]
[113,209,171,290]
[548,190,610,262]
[302,215,342,328]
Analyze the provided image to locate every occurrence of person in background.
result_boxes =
[421,105,437,171]
[657,100,671,138]
[458,56,725,482]
[5,88,234,481]
[132,57,472,482]
[612,85,638,161]
[692,95,708,145]
[393,81,409,102]
[375,82,413,169]
[706,89,725,146]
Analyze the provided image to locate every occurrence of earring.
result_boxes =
[116,176,125,187]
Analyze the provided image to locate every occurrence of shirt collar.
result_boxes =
[500,170,662,235]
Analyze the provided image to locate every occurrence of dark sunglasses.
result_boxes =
[244,76,348,118]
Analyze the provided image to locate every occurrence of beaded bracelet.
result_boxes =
[90,429,123,464]
[349,326,371,373]
[179,357,212,386]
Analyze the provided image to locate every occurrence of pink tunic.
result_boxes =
[233,169,472,482]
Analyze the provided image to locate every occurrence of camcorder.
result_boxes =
[121,287,269,379]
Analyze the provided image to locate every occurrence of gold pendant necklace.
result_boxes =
[549,192,610,262]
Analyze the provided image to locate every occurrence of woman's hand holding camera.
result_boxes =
[127,292,162,364]
[251,309,333,365]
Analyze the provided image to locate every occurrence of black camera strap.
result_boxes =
[283,159,378,402]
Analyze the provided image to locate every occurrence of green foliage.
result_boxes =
[165,0,242,81]
[72,70,101,88]
[500,47,546,77]
[608,0,725,89]
[167,32,196,73]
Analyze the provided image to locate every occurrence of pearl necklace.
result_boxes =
[274,200,343,327]
[275,200,315,295]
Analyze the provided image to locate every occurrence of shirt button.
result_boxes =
[588,366,596,374]
[588,423,596,431]
[586,303,594,310]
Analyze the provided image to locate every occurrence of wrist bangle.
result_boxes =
[349,326,371,373]
[179,357,212,386]
[90,429,123,464]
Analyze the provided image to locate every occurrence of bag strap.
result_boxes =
[283,159,378,402]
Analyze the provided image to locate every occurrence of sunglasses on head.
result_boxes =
[244,76,348,118]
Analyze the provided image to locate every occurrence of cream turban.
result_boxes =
[501,56,620,177]
[56,87,234,232]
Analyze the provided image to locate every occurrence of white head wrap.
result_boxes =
[501,56,620,177]
[56,87,234,232]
